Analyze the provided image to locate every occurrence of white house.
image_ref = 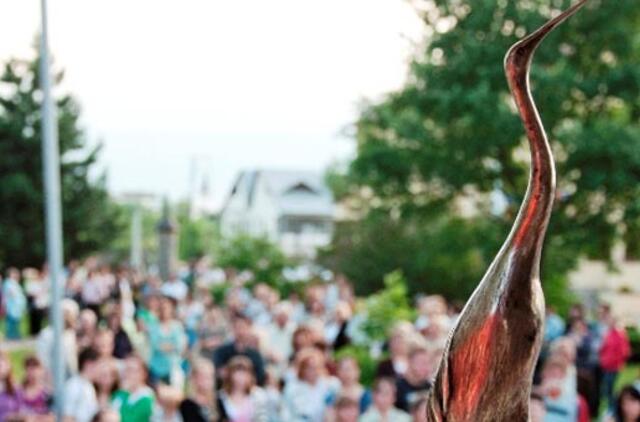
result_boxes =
[219,170,335,258]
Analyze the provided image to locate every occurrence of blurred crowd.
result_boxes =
[0,260,637,422]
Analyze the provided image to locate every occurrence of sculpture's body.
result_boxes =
[426,2,587,421]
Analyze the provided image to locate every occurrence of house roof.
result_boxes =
[223,169,334,217]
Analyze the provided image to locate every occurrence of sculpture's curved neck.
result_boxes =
[426,3,588,420]
[503,0,586,267]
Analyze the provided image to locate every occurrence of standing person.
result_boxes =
[111,355,155,422]
[37,298,79,377]
[23,268,49,336]
[261,303,295,374]
[217,356,267,422]
[360,377,411,422]
[197,306,229,359]
[20,356,51,416]
[539,354,578,422]
[64,348,100,422]
[106,306,134,360]
[0,351,21,421]
[82,270,107,320]
[94,329,119,371]
[213,314,266,386]
[94,359,119,410]
[600,314,631,411]
[2,268,26,340]
[77,309,99,351]
[333,356,371,413]
[179,359,218,422]
[394,346,433,412]
[281,348,338,421]
[568,318,598,414]
[375,327,410,379]
[148,296,187,387]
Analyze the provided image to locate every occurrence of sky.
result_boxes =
[0,1,423,210]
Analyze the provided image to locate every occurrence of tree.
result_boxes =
[0,51,124,267]
[175,201,219,261]
[215,234,289,288]
[322,0,640,308]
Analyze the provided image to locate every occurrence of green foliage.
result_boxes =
[0,51,124,267]
[107,205,164,265]
[174,202,220,261]
[210,283,230,306]
[626,326,640,364]
[359,271,416,342]
[324,0,640,308]
[215,234,289,288]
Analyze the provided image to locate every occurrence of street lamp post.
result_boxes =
[39,0,65,419]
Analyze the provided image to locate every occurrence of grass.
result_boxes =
[7,347,33,382]
[1,314,36,382]
[617,363,639,391]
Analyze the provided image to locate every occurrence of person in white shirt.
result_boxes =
[64,347,100,422]
[261,303,295,375]
[37,299,79,378]
[281,348,339,421]
[360,377,411,422]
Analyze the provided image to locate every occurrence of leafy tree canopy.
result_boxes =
[322,0,640,308]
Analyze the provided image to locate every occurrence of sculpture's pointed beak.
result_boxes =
[506,0,588,67]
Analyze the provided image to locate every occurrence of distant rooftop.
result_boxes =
[222,169,334,216]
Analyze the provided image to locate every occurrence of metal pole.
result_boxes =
[131,204,143,272]
[39,0,65,419]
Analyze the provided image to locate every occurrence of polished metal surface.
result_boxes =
[426,2,588,421]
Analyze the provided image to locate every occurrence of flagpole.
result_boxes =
[39,0,66,419]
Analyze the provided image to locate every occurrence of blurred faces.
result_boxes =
[408,350,432,382]
[224,357,255,394]
[301,359,321,384]
[24,358,45,386]
[621,391,640,421]
[274,310,289,327]
[94,330,115,358]
[191,359,215,393]
[337,358,360,386]
[80,309,98,331]
[95,361,118,393]
[159,297,175,321]
[123,356,147,390]
[335,401,359,422]
[230,367,252,393]
[389,334,408,358]
[232,317,253,345]
[373,379,396,412]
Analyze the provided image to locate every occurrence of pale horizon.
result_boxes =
[0,1,424,210]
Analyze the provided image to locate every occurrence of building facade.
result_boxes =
[220,170,335,258]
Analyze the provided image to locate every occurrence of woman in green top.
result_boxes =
[111,355,155,422]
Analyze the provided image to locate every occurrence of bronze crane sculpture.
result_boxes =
[426,1,588,420]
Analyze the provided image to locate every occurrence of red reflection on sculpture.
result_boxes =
[426,1,588,421]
